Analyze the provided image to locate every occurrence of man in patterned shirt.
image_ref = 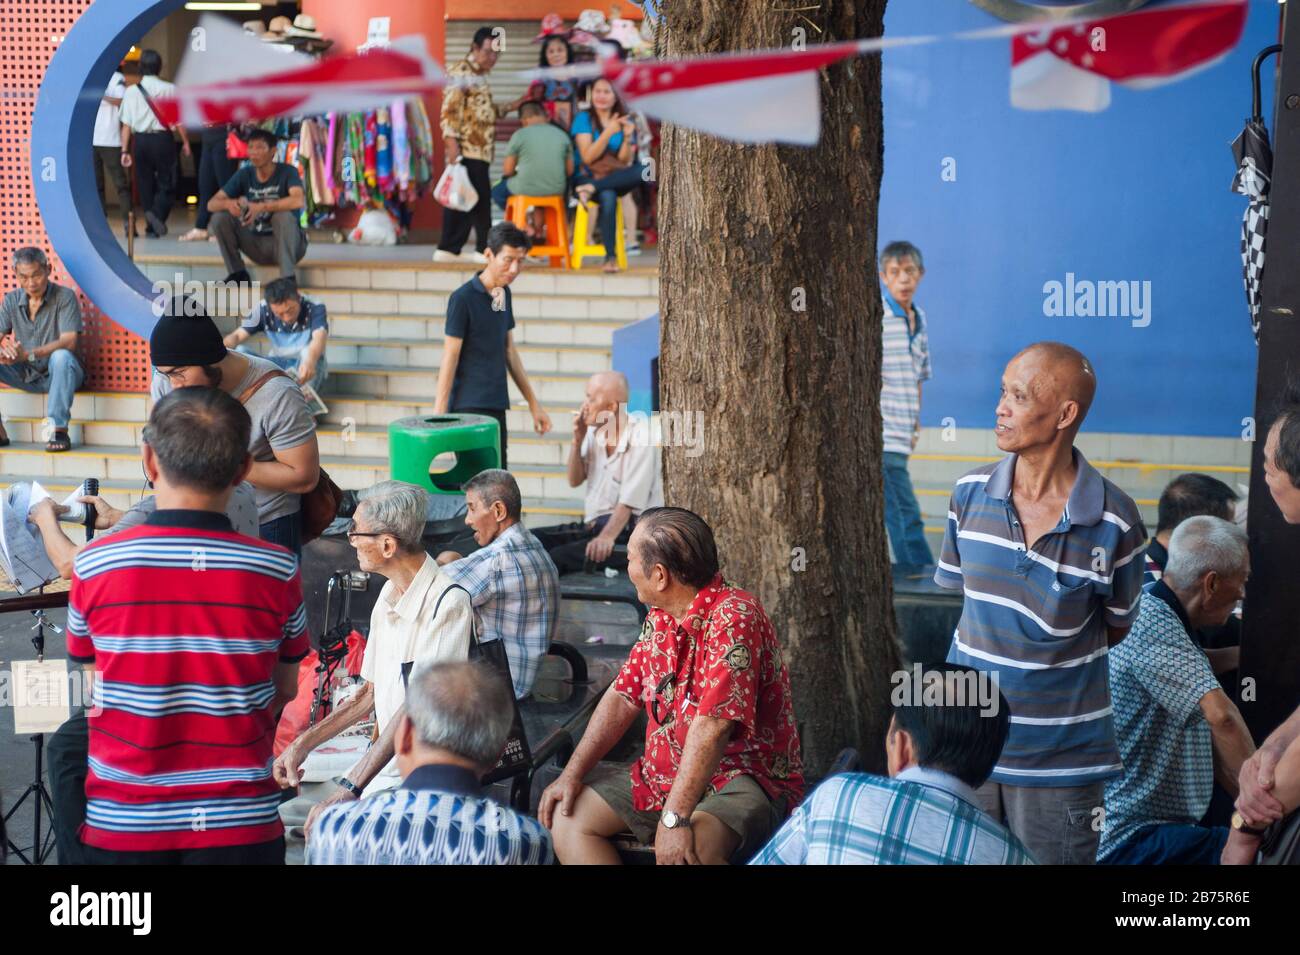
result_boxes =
[307,661,552,865]
[752,662,1033,865]
[438,469,558,698]
[879,240,934,569]
[1100,516,1256,864]
[434,26,528,263]
[540,507,804,865]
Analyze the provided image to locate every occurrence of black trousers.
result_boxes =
[458,406,508,470]
[533,514,634,575]
[196,130,237,230]
[132,130,177,227]
[93,145,132,225]
[46,711,90,865]
[437,158,492,254]
[80,837,286,866]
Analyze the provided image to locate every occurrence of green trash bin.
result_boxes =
[388,414,501,495]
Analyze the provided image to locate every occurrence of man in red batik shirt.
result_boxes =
[540,507,804,864]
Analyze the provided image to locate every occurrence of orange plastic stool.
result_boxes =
[504,194,570,269]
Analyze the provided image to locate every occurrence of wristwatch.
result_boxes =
[333,776,363,798]
[1231,811,1268,837]
[660,810,690,830]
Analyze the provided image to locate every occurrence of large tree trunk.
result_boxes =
[658,0,899,775]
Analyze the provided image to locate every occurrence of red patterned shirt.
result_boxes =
[612,575,804,812]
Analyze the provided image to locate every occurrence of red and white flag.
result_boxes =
[153,16,443,128]
[1009,0,1248,112]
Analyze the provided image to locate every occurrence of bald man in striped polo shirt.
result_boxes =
[934,342,1147,865]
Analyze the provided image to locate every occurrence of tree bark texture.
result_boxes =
[658,0,900,776]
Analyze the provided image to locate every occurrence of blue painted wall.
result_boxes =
[880,0,1277,437]
[612,314,659,414]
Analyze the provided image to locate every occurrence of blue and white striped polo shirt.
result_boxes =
[934,449,1148,787]
[881,292,931,455]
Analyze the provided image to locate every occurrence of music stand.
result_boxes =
[2,588,68,864]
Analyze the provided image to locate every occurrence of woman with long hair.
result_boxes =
[571,77,643,273]
[527,35,578,131]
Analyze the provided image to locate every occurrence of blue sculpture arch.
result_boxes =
[32,0,189,340]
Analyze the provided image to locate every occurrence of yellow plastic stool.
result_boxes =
[570,198,627,270]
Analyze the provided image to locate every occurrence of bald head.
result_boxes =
[1013,342,1096,426]
[589,371,629,405]
[996,342,1097,453]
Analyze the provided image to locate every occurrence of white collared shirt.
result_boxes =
[359,554,474,794]
[580,417,663,524]
[94,72,128,147]
[118,75,176,134]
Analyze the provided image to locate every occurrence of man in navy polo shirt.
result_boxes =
[934,341,1148,865]
[433,221,552,469]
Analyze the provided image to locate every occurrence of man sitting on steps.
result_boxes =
[207,129,308,283]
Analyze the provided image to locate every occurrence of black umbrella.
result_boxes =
[1231,44,1282,344]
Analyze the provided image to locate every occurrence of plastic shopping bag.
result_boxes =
[433,159,478,212]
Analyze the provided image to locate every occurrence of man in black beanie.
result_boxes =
[149,296,320,554]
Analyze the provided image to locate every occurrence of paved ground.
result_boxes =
[0,589,639,865]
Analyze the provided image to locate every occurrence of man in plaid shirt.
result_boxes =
[438,470,558,698]
[751,663,1034,865]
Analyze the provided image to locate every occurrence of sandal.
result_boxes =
[575,184,596,207]
[602,258,620,274]
[178,228,209,242]
[46,430,71,453]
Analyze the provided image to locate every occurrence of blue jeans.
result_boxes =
[260,511,303,557]
[883,451,932,567]
[1099,824,1229,865]
[0,348,84,430]
[573,163,644,258]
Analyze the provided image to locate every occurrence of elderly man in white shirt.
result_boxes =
[534,371,664,575]
[118,49,191,238]
[272,481,474,832]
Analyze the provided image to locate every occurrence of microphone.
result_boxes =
[83,478,98,542]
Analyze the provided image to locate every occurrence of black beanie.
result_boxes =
[149,297,227,368]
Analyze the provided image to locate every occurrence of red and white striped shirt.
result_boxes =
[66,509,309,852]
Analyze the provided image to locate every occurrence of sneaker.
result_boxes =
[144,211,168,237]
[432,250,462,263]
[466,251,488,264]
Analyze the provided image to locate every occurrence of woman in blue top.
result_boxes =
[571,78,643,273]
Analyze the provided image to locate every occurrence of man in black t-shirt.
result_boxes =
[208,129,308,282]
[433,222,552,470]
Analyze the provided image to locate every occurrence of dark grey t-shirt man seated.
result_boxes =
[207,128,307,282]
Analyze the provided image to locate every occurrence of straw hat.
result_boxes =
[285,14,324,40]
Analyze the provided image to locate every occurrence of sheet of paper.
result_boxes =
[12,659,72,734]
[0,483,59,593]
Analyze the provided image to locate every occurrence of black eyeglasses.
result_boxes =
[650,673,675,727]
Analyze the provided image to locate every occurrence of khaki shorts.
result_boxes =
[585,763,785,861]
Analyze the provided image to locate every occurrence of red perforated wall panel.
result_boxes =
[0,0,150,394]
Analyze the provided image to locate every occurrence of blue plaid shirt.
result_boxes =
[750,767,1035,865]
[307,764,553,865]
[442,523,559,698]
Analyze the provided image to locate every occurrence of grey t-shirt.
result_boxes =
[99,482,260,539]
[151,353,317,524]
[0,282,84,382]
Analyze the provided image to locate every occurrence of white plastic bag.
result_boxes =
[348,208,398,246]
[433,159,478,212]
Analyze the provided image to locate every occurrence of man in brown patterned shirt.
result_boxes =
[435,26,527,264]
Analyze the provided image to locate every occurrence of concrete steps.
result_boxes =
[1,257,656,523]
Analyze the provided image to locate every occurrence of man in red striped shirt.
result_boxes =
[66,387,307,864]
